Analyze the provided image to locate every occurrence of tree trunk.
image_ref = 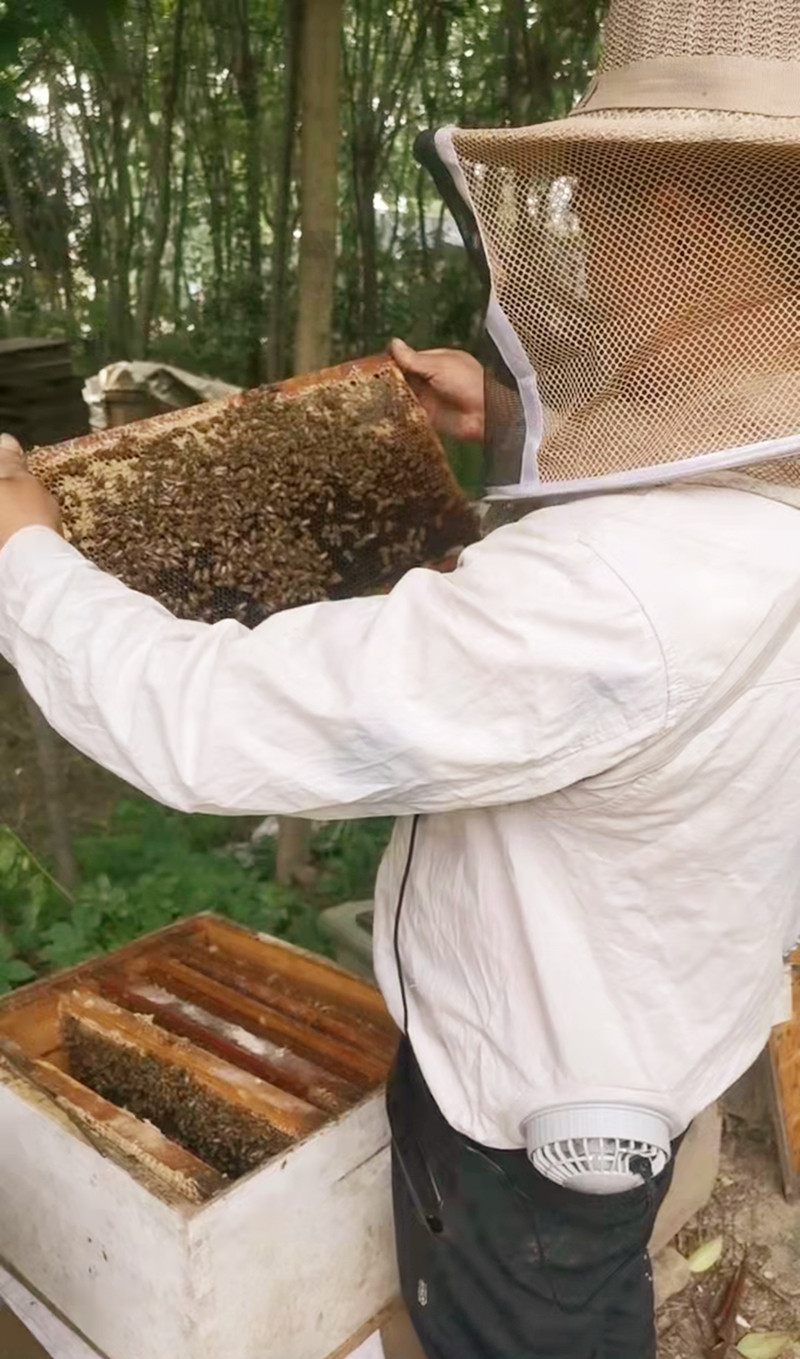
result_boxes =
[502,0,523,124]
[135,0,187,357]
[0,122,36,311]
[416,168,427,267]
[293,0,342,372]
[48,77,76,327]
[108,91,134,357]
[277,0,342,885]
[200,136,226,312]
[275,818,316,888]
[223,139,235,294]
[243,104,264,387]
[73,74,109,357]
[266,0,302,383]
[172,140,192,325]
[19,685,77,893]
[352,131,378,351]
[231,0,264,387]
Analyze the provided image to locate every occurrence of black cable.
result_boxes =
[629,1152,656,1214]
[393,813,420,1036]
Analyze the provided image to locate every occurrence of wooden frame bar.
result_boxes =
[0,1035,224,1203]
[97,971,359,1114]
[142,955,388,1086]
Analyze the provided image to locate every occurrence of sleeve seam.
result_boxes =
[578,534,671,732]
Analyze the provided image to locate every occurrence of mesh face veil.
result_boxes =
[418,0,800,502]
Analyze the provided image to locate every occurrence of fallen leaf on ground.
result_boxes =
[688,1236,725,1273]
[736,1334,798,1359]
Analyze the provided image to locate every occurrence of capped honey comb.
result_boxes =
[28,355,478,625]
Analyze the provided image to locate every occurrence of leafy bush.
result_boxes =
[0,801,392,993]
[0,828,63,990]
[311,818,394,904]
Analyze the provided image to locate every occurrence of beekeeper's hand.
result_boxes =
[0,434,61,550]
[390,339,484,443]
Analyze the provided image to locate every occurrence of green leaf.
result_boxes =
[737,1334,798,1359]
[0,958,36,983]
[61,0,126,72]
[0,830,20,877]
[21,876,48,932]
[40,920,88,968]
[687,1236,724,1274]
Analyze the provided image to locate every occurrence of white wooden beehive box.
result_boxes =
[0,914,399,1359]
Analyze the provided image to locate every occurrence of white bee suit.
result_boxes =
[1,478,799,1147]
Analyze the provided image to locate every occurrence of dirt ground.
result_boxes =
[659,1116,800,1358]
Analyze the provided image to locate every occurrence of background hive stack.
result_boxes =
[0,337,88,450]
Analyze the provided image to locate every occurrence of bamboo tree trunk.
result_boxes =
[231,0,265,387]
[19,685,77,893]
[172,141,192,326]
[267,0,302,383]
[293,0,341,373]
[502,0,522,124]
[243,113,264,386]
[201,140,226,313]
[73,74,109,357]
[136,0,187,357]
[108,92,134,357]
[48,77,76,328]
[0,122,36,311]
[353,145,378,351]
[277,0,342,886]
[417,167,431,281]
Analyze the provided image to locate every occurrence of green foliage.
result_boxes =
[0,825,72,975]
[0,801,393,993]
[312,818,393,905]
[0,933,36,990]
[0,0,124,75]
[71,799,256,881]
[0,0,602,402]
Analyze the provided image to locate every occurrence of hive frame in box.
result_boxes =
[0,916,399,1359]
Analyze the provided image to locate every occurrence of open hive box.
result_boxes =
[0,916,399,1359]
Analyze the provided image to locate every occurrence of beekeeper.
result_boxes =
[3,0,800,1354]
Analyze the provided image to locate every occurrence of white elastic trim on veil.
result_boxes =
[433,126,545,487]
[485,429,800,502]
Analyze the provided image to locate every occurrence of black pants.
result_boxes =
[388,1039,679,1359]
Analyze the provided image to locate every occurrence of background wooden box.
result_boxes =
[0,915,399,1359]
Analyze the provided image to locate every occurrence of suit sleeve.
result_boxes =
[0,523,667,817]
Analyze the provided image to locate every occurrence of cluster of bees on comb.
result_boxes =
[62,1011,290,1177]
[28,357,478,626]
